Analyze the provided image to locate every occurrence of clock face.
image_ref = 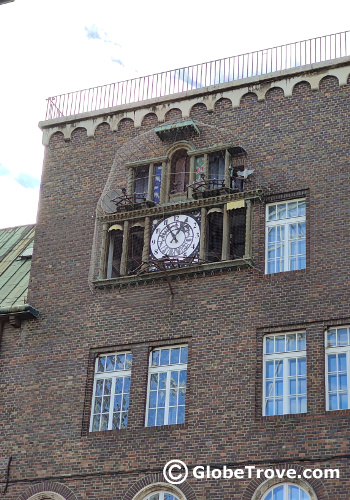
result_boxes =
[150,214,200,260]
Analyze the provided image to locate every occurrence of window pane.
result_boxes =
[339,373,347,391]
[299,396,307,413]
[328,354,337,372]
[339,353,347,371]
[297,332,306,350]
[160,349,170,366]
[286,334,296,351]
[150,373,158,390]
[116,354,125,369]
[328,374,337,393]
[276,204,286,219]
[92,414,100,431]
[170,348,180,365]
[268,205,276,220]
[180,346,188,363]
[124,376,131,393]
[125,353,133,368]
[266,399,274,415]
[149,391,157,408]
[106,355,115,371]
[156,408,165,425]
[329,393,338,410]
[104,379,112,394]
[96,379,103,396]
[177,405,185,423]
[327,329,336,346]
[287,201,298,217]
[298,200,306,216]
[152,350,160,366]
[337,328,348,346]
[266,360,274,378]
[266,337,274,353]
[275,335,285,353]
[273,485,284,500]
[298,357,306,375]
[289,358,296,376]
[339,392,348,409]
[148,409,156,426]
[115,378,123,394]
[97,357,105,372]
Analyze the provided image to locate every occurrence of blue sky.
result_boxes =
[0,0,349,229]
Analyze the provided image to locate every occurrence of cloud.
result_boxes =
[84,24,101,40]
[0,164,10,176]
[111,58,124,66]
[15,173,41,189]
[84,24,120,47]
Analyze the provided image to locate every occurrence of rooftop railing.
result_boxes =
[45,30,349,120]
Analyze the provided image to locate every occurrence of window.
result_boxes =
[131,164,163,203]
[146,345,188,427]
[208,150,225,188]
[170,149,190,196]
[326,325,350,410]
[266,199,306,274]
[134,166,149,202]
[263,332,307,416]
[90,351,132,431]
[143,493,180,500]
[262,484,311,500]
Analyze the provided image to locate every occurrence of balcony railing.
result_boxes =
[45,30,349,120]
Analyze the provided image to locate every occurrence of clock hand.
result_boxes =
[167,225,178,243]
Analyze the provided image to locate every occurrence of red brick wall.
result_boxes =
[1,74,350,499]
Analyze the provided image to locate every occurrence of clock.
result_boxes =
[150,214,200,260]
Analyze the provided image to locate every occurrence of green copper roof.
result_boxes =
[155,119,200,140]
[0,225,35,308]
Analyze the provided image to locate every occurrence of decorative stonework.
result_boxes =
[17,482,77,500]
[121,474,197,500]
[39,59,350,146]
[242,464,329,500]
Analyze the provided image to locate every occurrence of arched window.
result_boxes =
[143,493,180,500]
[169,149,190,196]
[262,483,311,500]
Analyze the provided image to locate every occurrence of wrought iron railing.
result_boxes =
[45,30,349,120]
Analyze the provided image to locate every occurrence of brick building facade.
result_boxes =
[1,36,350,500]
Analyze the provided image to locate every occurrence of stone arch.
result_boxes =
[291,80,313,97]
[117,117,135,132]
[165,140,196,158]
[239,92,258,106]
[242,464,329,500]
[141,112,159,128]
[48,130,65,147]
[17,481,77,500]
[164,108,183,122]
[121,474,197,500]
[94,120,112,136]
[319,75,340,92]
[189,102,208,120]
[265,87,285,101]
[213,97,232,112]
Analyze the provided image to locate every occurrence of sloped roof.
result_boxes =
[0,225,35,308]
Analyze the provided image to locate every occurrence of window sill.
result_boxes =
[93,258,253,289]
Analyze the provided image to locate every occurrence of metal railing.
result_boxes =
[45,30,349,120]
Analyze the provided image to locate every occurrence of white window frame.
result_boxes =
[265,198,306,274]
[142,492,181,500]
[325,325,350,411]
[263,332,307,416]
[145,344,188,427]
[261,483,311,500]
[90,351,132,432]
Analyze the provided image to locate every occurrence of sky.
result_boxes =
[0,0,349,229]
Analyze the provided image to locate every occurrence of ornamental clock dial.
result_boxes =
[150,214,200,260]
